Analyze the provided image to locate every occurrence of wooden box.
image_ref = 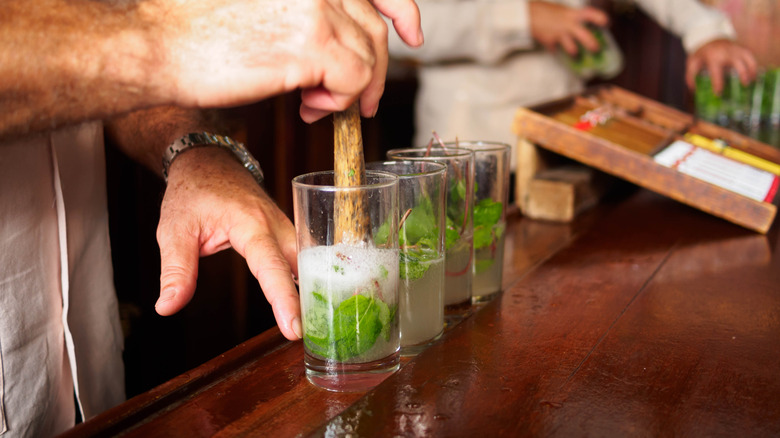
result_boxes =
[513,85,780,233]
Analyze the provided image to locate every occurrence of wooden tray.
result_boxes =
[513,85,780,233]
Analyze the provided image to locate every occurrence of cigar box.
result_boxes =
[513,85,780,233]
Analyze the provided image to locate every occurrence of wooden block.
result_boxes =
[513,138,545,213]
[525,165,608,222]
[514,137,570,213]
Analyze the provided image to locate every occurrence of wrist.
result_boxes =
[163,132,264,185]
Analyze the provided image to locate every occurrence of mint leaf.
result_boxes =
[400,247,439,281]
[332,295,384,361]
[473,198,502,250]
[446,179,467,228]
[400,202,437,246]
[374,220,391,246]
[304,290,335,357]
[445,215,460,249]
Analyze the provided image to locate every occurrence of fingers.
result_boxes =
[734,49,758,85]
[235,227,302,341]
[686,55,704,91]
[156,224,200,316]
[559,33,579,56]
[731,56,752,87]
[571,24,599,53]
[687,40,760,95]
[372,0,423,47]
[574,8,609,53]
[298,0,390,121]
[706,57,726,96]
[299,0,421,122]
[579,6,609,28]
[336,0,389,118]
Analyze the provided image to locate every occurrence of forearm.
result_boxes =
[632,0,736,53]
[106,106,227,177]
[0,0,175,141]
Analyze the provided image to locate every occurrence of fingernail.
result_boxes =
[292,317,302,339]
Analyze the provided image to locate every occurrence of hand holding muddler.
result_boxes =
[333,101,370,244]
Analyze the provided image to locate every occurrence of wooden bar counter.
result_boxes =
[61,188,780,437]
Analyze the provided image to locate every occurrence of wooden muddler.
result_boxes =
[333,101,370,244]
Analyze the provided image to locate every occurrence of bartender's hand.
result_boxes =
[155,147,302,341]
[685,39,758,96]
[163,0,423,123]
[528,2,609,55]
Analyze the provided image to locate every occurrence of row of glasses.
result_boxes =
[291,140,510,392]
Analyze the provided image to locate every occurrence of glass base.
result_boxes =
[400,330,444,357]
[472,290,501,304]
[305,352,400,392]
[444,298,473,327]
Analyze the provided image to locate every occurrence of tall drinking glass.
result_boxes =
[292,170,400,392]
[451,141,511,302]
[366,161,447,356]
[387,147,475,323]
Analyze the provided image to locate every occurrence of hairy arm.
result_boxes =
[1,0,424,140]
[0,0,171,141]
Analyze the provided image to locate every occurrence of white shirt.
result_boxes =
[0,122,125,437]
[387,0,737,162]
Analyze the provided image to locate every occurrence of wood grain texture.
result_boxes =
[333,101,370,243]
[60,191,780,437]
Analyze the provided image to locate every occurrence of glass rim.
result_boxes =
[292,169,399,191]
[366,160,447,179]
[387,146,474,160]
[440,141,511,153]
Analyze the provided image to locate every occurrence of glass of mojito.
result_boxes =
[366,160,447,356]
[387,147,475,324]
[292,170,400,392]
[453,141,510,303]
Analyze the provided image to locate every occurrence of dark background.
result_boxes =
[106,4,691,399]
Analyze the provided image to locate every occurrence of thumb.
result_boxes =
[156,228,200,316]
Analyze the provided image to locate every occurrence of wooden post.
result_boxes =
[333,101,370,243]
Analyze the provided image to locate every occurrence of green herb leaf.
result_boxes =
[473,198,502,250]
[399,247,438,281]
[303,290,335,356]
[444,215,460,249]
[400,201,437,246]
[332,295,384,360]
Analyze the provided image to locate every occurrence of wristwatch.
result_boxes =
[162,132,264,185]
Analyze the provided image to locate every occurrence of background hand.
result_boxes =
[529,2,609,55]
[685,39,758,95]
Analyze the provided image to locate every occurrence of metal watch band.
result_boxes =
[162,132,264,185]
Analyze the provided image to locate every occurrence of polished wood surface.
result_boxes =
[62,189,780,437]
